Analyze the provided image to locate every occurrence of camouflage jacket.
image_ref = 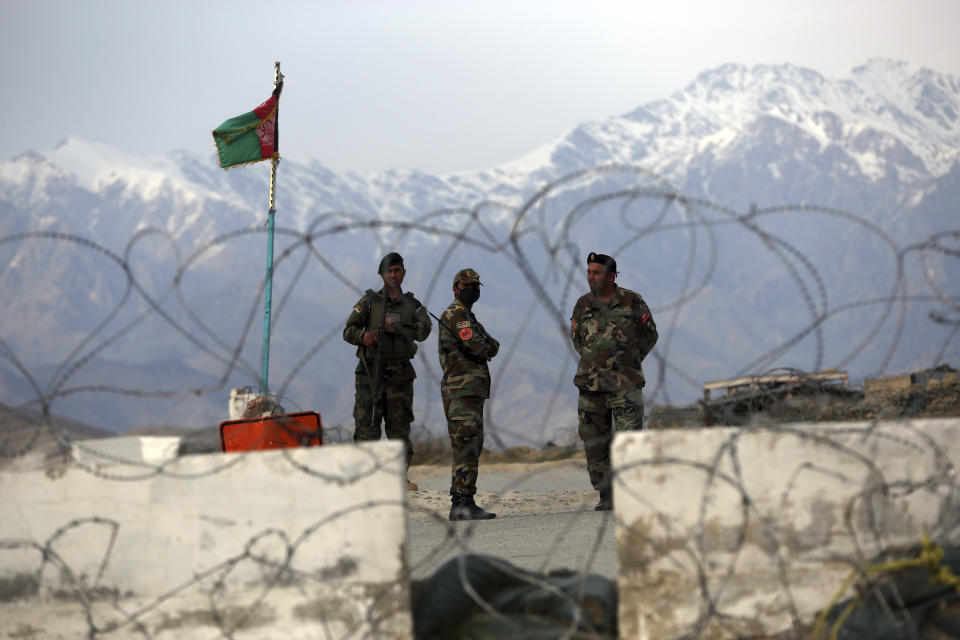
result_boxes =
[343,288,432,378]
[570,286,658,392]
[438,300,500,399]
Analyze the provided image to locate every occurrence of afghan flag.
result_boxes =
[212,82,282,169]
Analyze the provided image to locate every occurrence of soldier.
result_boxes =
[343,252,431,476]
[438,268,500,521]
[570,252,658,511]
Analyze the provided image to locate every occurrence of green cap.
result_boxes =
[453,268,482,286]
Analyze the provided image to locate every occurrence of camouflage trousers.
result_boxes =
[442,395,485,497]
[353,369,415,465]
[577,386,645,492]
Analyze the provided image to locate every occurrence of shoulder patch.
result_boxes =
[459,327,473,340]
[353,305,362,314]
[456,320,471,329]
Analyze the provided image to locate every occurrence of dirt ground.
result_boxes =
[405,456,598,522]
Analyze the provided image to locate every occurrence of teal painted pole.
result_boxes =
[260,184,276,395]
[260,61,281,396]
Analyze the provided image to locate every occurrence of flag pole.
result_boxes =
[260,61,281,396]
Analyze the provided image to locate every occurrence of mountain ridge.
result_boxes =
[1,58,957,440]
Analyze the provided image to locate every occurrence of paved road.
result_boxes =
[407,464,618,579]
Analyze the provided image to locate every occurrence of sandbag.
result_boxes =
[412,554,617,639]
[815,539,960,639]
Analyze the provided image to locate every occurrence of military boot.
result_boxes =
[595,488,613,511]
[449,494,497,521]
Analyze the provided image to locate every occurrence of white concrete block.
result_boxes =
[228,388,282,420]
[71,435,181,465]
[0,441,411,639]
[612,418,960,639]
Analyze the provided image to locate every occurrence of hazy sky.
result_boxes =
[2,0,959,173]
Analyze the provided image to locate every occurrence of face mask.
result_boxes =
[459,285,480,305]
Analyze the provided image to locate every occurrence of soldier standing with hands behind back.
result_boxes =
[343,252,431,476]
[439,268,500,521]
[571,252,658,511]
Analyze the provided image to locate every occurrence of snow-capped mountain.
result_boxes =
[526,58,960,179]
[1,59,958,442]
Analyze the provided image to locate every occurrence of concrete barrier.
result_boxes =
[612,417,960,639]
[0,441,411,639]
[71,435,182,465]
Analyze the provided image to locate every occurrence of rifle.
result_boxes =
[427,309,458,340]
[369,288,389,430]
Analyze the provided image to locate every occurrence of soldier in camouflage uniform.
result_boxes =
[570,252,658,511]
[439,268,500,521]
[343,252,431,470]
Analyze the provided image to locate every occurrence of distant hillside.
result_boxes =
[0,403,111,470]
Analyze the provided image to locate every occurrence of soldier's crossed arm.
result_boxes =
[449,308,494,361]
[486,335,500,359]
[472,320,500,360]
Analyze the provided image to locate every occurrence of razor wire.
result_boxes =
[609,417,960,639]
[0,163,958,638]
[1,166,957,448]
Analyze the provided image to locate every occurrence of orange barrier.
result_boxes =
[219,411,322,452]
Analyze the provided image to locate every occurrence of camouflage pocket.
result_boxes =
[582,317,600,343]
[610,387,645,431]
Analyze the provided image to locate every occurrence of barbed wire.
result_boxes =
[1,164,958,638]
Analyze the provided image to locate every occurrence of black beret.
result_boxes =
[378,252,404,274]
[587,252,617,273]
